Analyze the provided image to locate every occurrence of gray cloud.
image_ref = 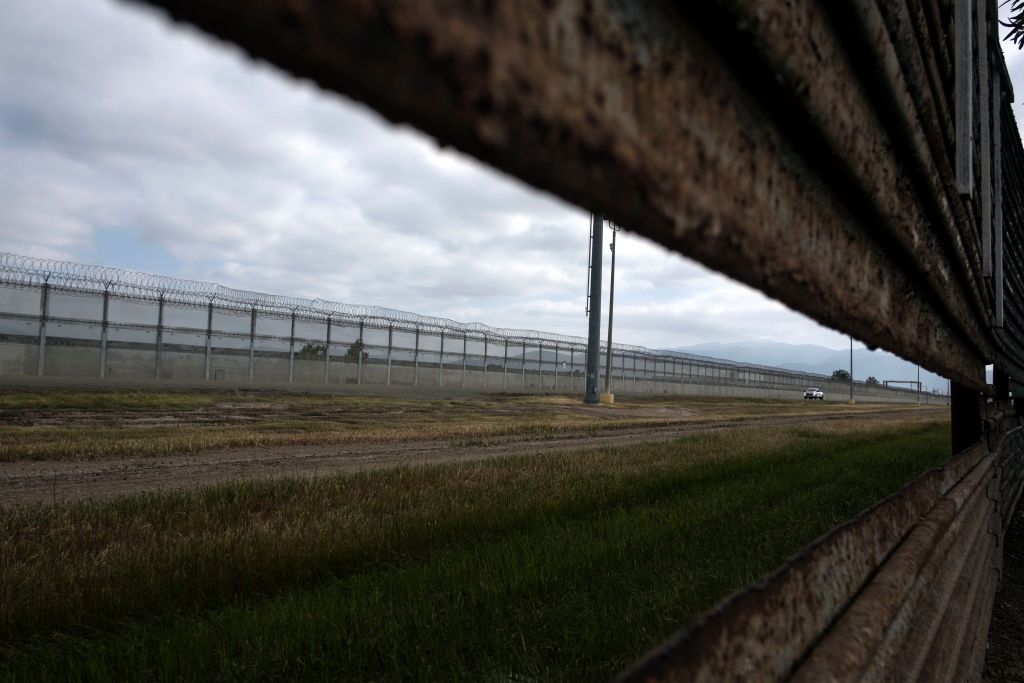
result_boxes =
[5,0,1018,358]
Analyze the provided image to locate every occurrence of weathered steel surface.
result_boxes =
[617,431,1021,683]
[612,448,979,683]
[791,454,994,681]
[128,0,996,389]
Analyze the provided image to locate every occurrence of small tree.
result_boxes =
[865,376,880,386]
[831,369,851,381]
[297,342,326,360]
[344,340,369,363]
[1004,3,1024,48]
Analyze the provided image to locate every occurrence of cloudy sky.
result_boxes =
[1,0,1022,355]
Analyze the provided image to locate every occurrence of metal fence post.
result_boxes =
[554,345,559,392]
[503,340,508,389]
[538,343,543,391]
[483,335,488,389]
[462,333,467,389]
[570,348,575,391]
[36,280,49,376]
[414,326,420,386]
[203,301,213,381]
[357,320,364,385]
[324,316,332,384]
[439,330,445,387]
[154,293,165,380]
[248,307,256,382]
[99,287,110,378]
[951,380,982,455]
[522,342,527,390]
[288,311,296,383]
[386,324,393,385]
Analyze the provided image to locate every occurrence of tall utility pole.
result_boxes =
[603,224,620,397]
[849,336,854,404]
[917,365,921,404]
[585,213,604,404]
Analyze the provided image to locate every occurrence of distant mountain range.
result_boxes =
[668,340,948,393]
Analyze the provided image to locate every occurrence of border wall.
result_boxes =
[617,416,1024,683]
[54,0,1024,678]
[0,254,930,403]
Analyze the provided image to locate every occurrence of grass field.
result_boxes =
[0,388,935,462]
[0,417,950,681]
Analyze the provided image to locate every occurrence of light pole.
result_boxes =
[849,336,854,404]
[585,213,604,404]
[603,224,620,400]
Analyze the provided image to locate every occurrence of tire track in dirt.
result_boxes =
[0,408,946,506]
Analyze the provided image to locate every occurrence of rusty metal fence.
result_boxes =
[617,417,1024,682]
[107,0,1024,679]
[0,253,929,401]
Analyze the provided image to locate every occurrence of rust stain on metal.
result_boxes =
[614,468,946,683]
[818,458,994,682]
[615,436,1019,683]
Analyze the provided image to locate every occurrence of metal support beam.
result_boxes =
[386,324,393,386]
[538,343,543,391]
[955,0,974,195]
[978,0,992,275]
[994,69,1005,328]
[413,326,420,386]
[994,367,1010,402]
[324,316,332,384]
[203,301,213,381]
[462,333,467,389]
[522,342,527,390]
[288,311,296,383]
[604,224,617,396]
[248,307,256,382]
[849,337,854,404]
[99,288,110,379]
[439,330,444,387]
[154,293,165,380]
[483,335,488,389]
[570,348,575,392]
[586,213,603,404]
[357,320,364,385]
[502,340,508,390]
[36,281,49,377]
[951,381,983,456]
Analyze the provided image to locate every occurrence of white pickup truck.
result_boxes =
[803,387,825,400]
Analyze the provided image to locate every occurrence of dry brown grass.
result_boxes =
[0,387,945,462]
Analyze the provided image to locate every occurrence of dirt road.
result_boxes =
[0,407,946,506]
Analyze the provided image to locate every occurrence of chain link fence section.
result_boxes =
[0,252,929,401]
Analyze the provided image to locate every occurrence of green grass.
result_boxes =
[0,419,950,681]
